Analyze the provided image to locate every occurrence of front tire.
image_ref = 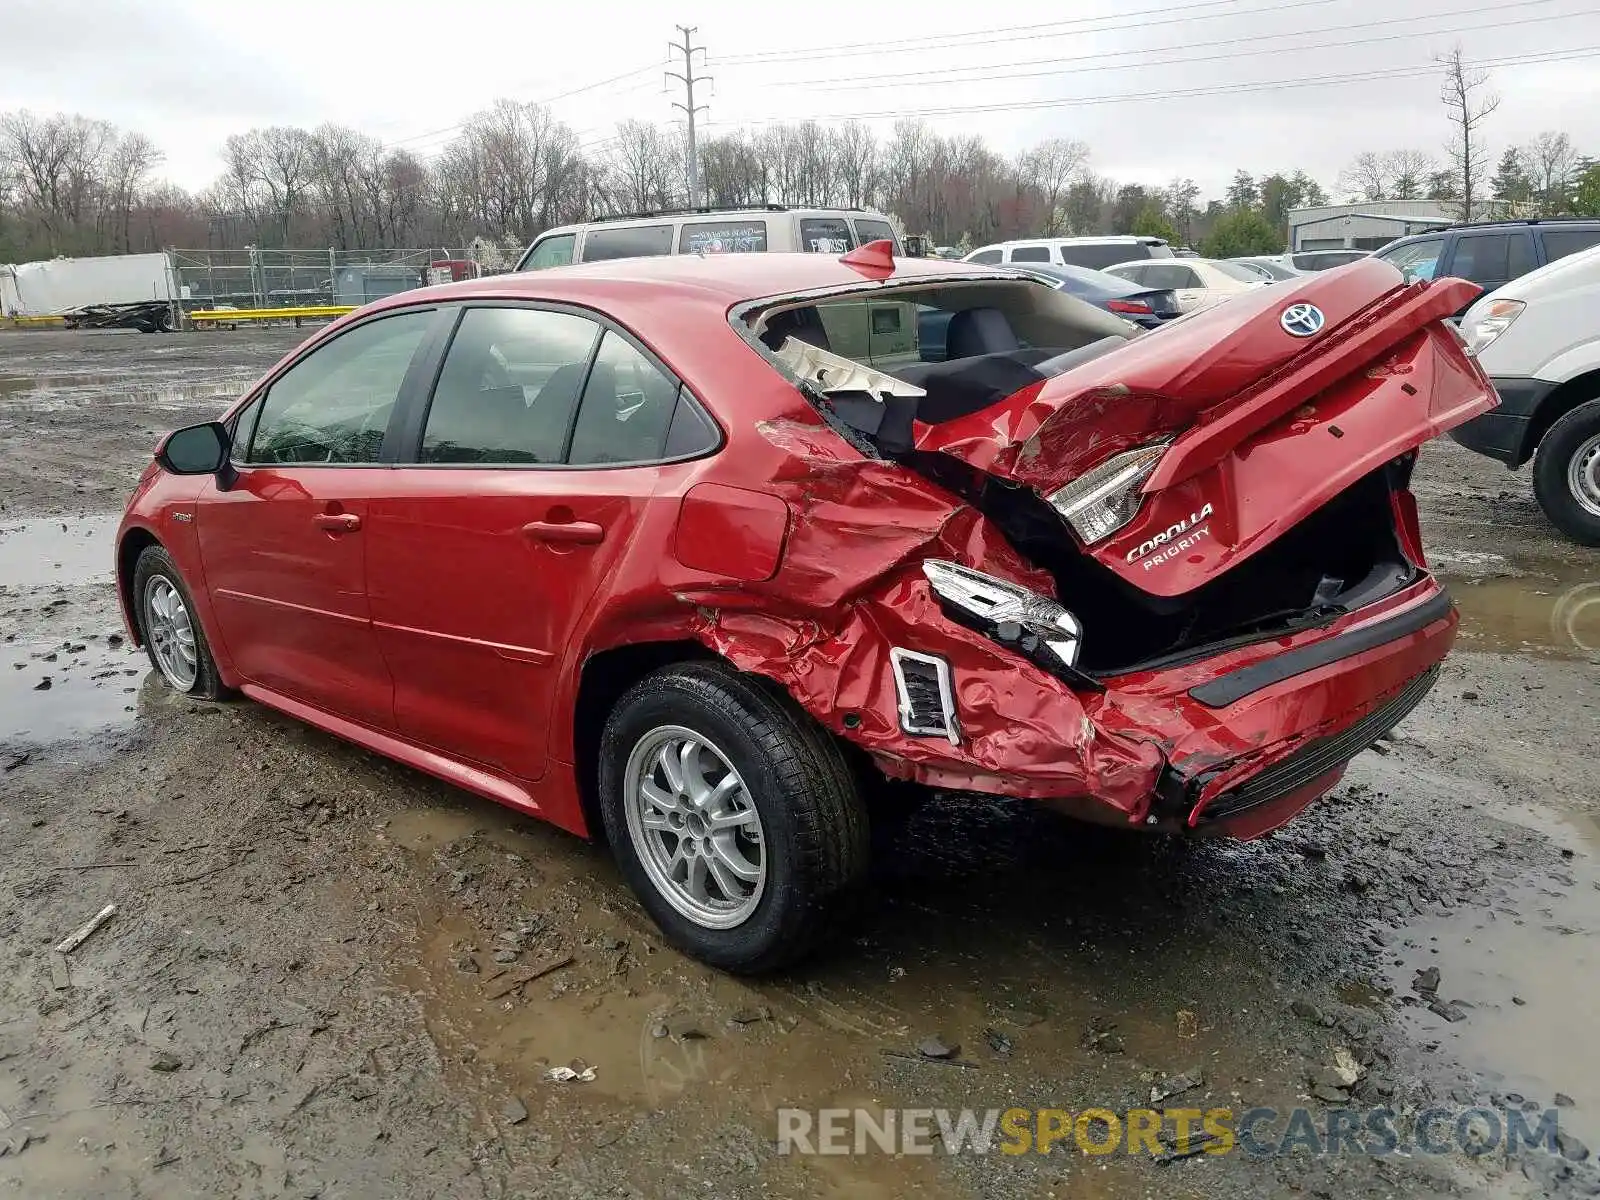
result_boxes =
[1533,398,1600,546]
[132,545,227,699]
[597,662,869,974]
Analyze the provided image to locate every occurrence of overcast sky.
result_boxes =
[4,0,1598,201]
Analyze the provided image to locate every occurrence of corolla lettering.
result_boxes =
[1125,502,1215,566]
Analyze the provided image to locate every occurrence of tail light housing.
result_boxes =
[1047,441,1170,544]
[1105,299,1154,316]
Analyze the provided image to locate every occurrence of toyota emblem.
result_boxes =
[1280,303,1326,338]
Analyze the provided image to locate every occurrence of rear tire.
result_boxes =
[597,661,869,974]
[131,545,227,700]
[1533,398,1600,547]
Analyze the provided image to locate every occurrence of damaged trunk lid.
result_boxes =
[915,259,1496,599]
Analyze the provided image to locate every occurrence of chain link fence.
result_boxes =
[167,247,489,311]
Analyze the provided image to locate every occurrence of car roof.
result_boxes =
[363,252,1011,322]
[538,208,889,236]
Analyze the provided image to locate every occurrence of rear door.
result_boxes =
[197,308,439,727]
[365,303,716,782]
[1143,263,1208,311]
[1442,230,1536,302]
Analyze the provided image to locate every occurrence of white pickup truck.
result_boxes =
[1453,242,1600,544]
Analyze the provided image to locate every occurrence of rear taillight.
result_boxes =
[1106,299,1154,315]
[1047,441,1170,544]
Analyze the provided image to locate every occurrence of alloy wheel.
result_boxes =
[622,725,766,929]
[143,575,198,691]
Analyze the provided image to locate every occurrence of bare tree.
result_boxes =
[596,120,682,215]
[1021,138,1089,236]
[1338,151,1388,202]
[830,123,876,210]
[1524,130,1576,213]
[1164,177,1201,245]
[1438,44,1500,221]
[1384,149,1436,201]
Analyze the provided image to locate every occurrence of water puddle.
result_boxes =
[0,371,258,415]
[0,515,120,589]
[0,638,145,751]
[1386,804,1600,1149]
[1436,546,1599,659]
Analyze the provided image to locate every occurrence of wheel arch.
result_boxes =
[571,639,718,842]
[116,525,163,647]
[1522,367,1600,465]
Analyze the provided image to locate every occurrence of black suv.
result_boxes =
[1372,218,1600,299]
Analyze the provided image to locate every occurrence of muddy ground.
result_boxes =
[0,327,1596,1199]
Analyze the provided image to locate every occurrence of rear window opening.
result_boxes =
[747,278,1136,443]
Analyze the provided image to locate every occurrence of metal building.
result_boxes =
[1286,201,1458,252]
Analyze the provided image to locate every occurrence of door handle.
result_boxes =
[522,519,604,545]
[314,512,362,532]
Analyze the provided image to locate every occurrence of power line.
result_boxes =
[383,61,667,152]
[703,44,1600,128]
[711,0,1345,65]
[781,0,1583,93]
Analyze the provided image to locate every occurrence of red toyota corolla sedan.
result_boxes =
[116,245,1493,972]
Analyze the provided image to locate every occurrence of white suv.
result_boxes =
[963,236,1173,271]
[1453,242,1600,544]
[517,207,901,270]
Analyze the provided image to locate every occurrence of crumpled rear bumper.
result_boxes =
[737,573,1457,842]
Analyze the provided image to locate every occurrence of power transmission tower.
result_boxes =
[667,26,711,207]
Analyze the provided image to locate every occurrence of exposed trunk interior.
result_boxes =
[904,451,1419,677]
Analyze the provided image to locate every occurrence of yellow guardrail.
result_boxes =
[5,314,66,327]
[190,305,355,323]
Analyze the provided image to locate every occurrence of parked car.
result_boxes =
[517,206,901,270]
[118,250,1491,972]
[998,261,1182,328]
[1452,242,1600,544]
[1288,249,1373,272]
[1230,256,1305,282]
[1373,219,1600,306]
[1102,257,1272,312]
[963,236,1173,270]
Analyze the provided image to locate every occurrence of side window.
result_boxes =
[566,331,683,465]
[420,307,600,464]
[1541,228,1600,262]
[523,234,576,270]
[852,218,898,249]
[228,397,263,462]
[1065,244,1133,270]
[1377,237,1444,281]
[1143,264,1199,290]
[1109,264,1147,285]
[579,224,674,263]
[247,310,432,465]
[1506,232,1536,279]
[1010,245,1051,263]
[798,218,854,254]
[968,248,1003,265]
[1450,234,1519,287]
[680,220,768,254]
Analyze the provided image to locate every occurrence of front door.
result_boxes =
[197,308,437,728]
[366,305,707,781]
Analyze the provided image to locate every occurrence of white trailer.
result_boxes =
[0,253,178,318]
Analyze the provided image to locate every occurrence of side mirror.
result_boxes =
[156,421,231,476]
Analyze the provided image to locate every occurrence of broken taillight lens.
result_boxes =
[1047,442,1169,544]
[923,560,1083,669]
